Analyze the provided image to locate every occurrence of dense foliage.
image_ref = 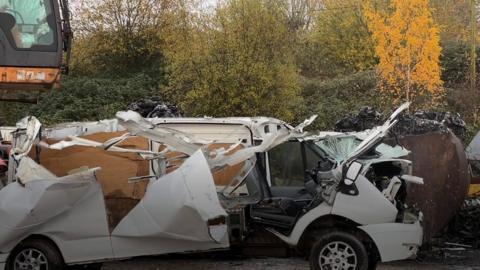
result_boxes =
[0,0,478,135]
[165,0,301,121]
[0,74,158,125]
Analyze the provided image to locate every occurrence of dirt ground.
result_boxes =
[102,250,480,270]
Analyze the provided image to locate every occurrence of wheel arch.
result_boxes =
[7,234,65,265]
[297,214,381,262]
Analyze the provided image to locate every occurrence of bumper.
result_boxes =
[0,252,9,270]
[359,220,423,262]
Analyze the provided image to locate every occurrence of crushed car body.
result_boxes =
[0,103,423,270]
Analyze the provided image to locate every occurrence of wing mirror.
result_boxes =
[345,161,362,184]
[339,161,362,196]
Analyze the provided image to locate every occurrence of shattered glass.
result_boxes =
[315,135,409,164]
[315,135,360,163]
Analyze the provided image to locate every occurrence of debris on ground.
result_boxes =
[335,107,467,141]
[443,195,480,249]
[127,97,183,118]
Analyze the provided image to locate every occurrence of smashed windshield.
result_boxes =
[0,0,55,48]
[315,135,361,164]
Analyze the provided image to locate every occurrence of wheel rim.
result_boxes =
[13,248,48,270]
[318,241,357,270]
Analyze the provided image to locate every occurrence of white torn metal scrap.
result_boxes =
[0,110,321,257]
[0,102,422,267]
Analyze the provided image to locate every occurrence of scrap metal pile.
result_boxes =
[335,106,467,141]
[127,97,184,118]
[445,197,480,249]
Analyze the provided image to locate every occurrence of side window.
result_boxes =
[305,144,320,170]
[268,142,305,187]
[0,0,55,49]
[305,142,335,172]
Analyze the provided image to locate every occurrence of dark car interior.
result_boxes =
[250,141,335,232]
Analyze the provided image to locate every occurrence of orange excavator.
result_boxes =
[0,0,72,103]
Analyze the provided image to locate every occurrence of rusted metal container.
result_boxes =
[395,132,470,241]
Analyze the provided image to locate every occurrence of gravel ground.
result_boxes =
[102,253,480,270]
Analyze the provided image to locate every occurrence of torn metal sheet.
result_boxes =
[116,111,206,156]
[11,116,41,159]
[16,156,56,184]
[294,115,318,133]
[0,103,426,268]
[0,159,101,250]
[314,103,410,165]
[208,130,290,168]
[0,127,16,142]
[346,118,398,163]
[112,150,228,242]
[41,135,155,157]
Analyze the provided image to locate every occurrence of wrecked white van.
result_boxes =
[0,103,422,270]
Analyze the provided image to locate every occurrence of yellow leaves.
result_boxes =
[364,0,444,108]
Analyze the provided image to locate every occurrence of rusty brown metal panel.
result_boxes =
[396,132,470,241]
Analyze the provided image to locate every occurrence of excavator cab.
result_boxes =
[0,0,71,103]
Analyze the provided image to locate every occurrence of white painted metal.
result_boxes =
[0,162,112,264]
[111,150,229,258]
[359,221,423,262]
[268,203,333,246]
[0,103,423,267]
[332,175,398,225]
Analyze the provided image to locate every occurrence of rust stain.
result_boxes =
[393,132,470,241]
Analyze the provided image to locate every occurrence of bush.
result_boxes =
[298,70,381,130]
[28,74,159,125]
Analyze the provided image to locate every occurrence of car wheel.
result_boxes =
[309,231,368,270]
[7,238,64,270]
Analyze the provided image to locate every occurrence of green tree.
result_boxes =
[71,0,173,78]
[298,0,377,78]
[430,0,470,45]
[165,0,301,121]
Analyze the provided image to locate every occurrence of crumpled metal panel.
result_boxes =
[394,132,470,240]
[0,158,104,252]
[112,150,228,242]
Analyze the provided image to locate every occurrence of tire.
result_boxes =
[309,231,368,270]
[367,259,378,270]
[7,238,64,270]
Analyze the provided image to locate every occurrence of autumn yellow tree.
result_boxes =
[364,0,444,107]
